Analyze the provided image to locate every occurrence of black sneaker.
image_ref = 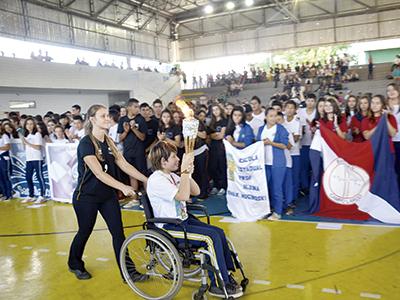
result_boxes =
[69,268,92,280]
[229,273,243,291]
[124,271,149,283]
[209,284,243,298]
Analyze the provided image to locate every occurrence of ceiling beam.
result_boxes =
[93,0,115,17]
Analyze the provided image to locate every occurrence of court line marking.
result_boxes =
[244,248,400,297]
[322,288,342,294]
[278,218,400,228]
[8,244,17,248]
[37,248,50,253]
[96,257,110,262]
[0,224,142,238]
[286,284,304,289]
[56,251,67,256]
[22,246,33,250]
[360,292,381,299]
[253,280,271,285]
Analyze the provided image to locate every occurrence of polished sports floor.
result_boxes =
[0,200,399,300]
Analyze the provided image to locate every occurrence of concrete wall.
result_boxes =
[0,56,181,115]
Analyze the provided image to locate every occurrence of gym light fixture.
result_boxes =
[204,4,214,14]
[226,1,235,10]
[245,0,254,6]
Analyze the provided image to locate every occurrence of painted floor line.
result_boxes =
[56,251,67,256]
[37,248,50,253]
[96,257,110,262]
[286,284,305,289]
[8,244,17,248]
[22,246,33,250]
[322,288,342,294]
[360,292,381,299]
[278,218,400,228]
[253,280,271,285]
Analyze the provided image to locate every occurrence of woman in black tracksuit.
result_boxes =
[68,104,148,282]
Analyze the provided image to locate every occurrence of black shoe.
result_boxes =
[209,284,243,298]
[229,273,242,291]
[123,271,149,283]
[69,268,92,280]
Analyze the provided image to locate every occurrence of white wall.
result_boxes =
[0,91,108,116]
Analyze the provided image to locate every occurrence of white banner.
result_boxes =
[223,140,270,221]
[45,143,78,203]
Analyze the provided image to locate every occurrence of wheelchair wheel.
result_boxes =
[120,230,183,300]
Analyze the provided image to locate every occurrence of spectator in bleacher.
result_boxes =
[320,97,347,139]
[368,56,374,80]
[67,115,85,143]
[59,114,71,130]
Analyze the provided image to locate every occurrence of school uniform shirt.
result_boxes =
[361,114,397,152]
[25,132,43,161]
[53,138,70,144]
[252,111,265,124]
[147,170,188,228]
[117,114,147,157]
[73,135,118,202]
[246,117,264,137]
[0,133,10,155]
[233,125,241,142]
[298,108,316,146]
[283,126,294,168]
[194,122,208,156]
[260,125,277,165]
[145,118,159,149]
[209,119,228,139]
[284,116,302,156]
[350,113,366,142]
[160,125,181,141]
[109,123,119,143]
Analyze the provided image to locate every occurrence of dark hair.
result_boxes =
[270,100,282,109]
[23,117,38,137]
[72,115,83,122]
[306,93,317,100]
[109,104,121,112]
[59,114,68,119]
[128,98,139,106]
[159,110,174,132]
[140,103,150,109]
[368,94,387,121]
[148,141,177,171]
[37,121,49,138]
[8,112,18,118]
[284,100,298,109]
[35,115,43,122]
[153,99,163,106]
[109,109,120,123]
[226,106,246,136]
[20,114,28,119]
[265,107,276,116]
[345,95,359,117]
[251,96,261,104]
[72,104,81,111]
[209,104,227,132]
[322,97,342,124]
[277,111,284,117]
[2,122,18,138]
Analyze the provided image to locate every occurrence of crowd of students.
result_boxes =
[1,83,399,220]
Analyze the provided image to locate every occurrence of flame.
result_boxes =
[176,99,193,119]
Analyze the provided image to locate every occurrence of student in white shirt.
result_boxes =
[250,96,265,124]
[21,118,46,203]
[284,100,302,202]
[52,125,70,144]
[0,124,12,200]
[297,94,316,192]
[108,109,123,152]
[147,141,243,298]
[243,104,264,137]
[68,115,85,143]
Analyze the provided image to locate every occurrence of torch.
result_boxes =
[176,98,199,154]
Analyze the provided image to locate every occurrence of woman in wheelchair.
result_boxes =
[146,141,244,298]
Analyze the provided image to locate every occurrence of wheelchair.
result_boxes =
[120,195,249,300]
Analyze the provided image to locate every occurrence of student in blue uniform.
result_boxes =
[257,108,289,220]
[208,104,228,195]
[117,98,147,207]
[68,104,148,282]
[225,106,255,149]
[0,124,12,200]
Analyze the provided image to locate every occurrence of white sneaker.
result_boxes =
[34,196,46,204]
[217,188,226,196]
[267,212,281,221]
[123,200,139,209]
[21,197,35,203]
[210,187,219,195]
